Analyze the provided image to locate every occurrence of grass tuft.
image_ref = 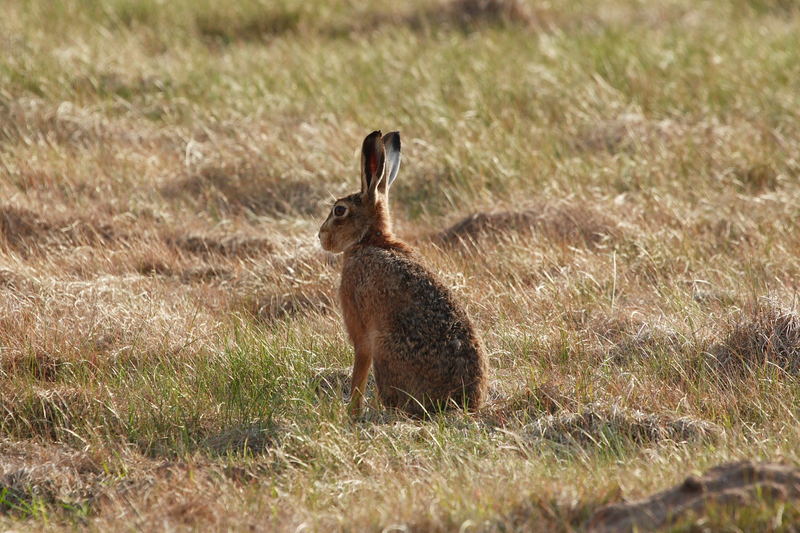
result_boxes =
[712,298,800,376]
[525,403,721,449]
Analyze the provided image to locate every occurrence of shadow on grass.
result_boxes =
[161,164,327,217]
[434,202,622,250]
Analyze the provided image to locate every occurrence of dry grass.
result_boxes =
[1,0,800,530]
[525,404,721,447]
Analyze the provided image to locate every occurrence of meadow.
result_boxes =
[1,0,800,530]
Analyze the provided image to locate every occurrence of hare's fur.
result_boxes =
[319,131,487,417]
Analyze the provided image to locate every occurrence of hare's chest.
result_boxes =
[339,260,374,331]
[340,254,397,324]
[338,272,360,325]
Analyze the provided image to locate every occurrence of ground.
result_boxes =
[1,0,800,530]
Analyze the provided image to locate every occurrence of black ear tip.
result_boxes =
[382,131,401,151]
[363,130,383,148]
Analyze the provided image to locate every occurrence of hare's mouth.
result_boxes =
[318,230,335,252]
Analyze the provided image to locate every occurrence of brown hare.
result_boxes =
[318,130,487,417]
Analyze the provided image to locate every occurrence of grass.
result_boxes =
[1,0,800,530]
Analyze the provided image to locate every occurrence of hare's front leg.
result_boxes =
[348,344,372,417]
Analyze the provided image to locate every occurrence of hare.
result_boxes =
[318,130,487,417]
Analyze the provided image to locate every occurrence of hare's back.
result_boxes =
[349,246,477,346]
[346,246,485,412]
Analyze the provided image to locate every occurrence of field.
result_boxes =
[2,0,800,530]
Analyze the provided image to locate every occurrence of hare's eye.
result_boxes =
[333,205,347,217]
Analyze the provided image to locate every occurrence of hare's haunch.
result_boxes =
[319,131,487,417]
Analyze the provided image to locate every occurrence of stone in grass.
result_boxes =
[589,461,800,533]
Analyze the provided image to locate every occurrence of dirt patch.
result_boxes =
[430,0,540,29]
[525,404,720,447]
[361,0,564,36]
[195,8,301,44]
[570,311,683,361]
[589,461,800,532]
[163,164,326,217]
[573,119,638,153]
[0,206,42,245]
[572,116,657,154]
[245,286,334,323]
[132,247,234,283]
[134,255,176,277]
[600,321,690,364]
[180,265,232,283]
[609,328,687,363]
[203,422,283,455]
[710,298,800,376]
[481,383,577,427]
[436,203,620,249]
[135,260,233,283]
[181,0,551,46]
[0,439,103,516]
[167,233,273,258]
[0,205,116,256]
[0,440,224,527]
[733,163,780,192]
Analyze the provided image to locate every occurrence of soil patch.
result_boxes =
[481,383,577,427]
[202,422,283,455]
[0,205,116,256]
[0,439,103,515]
[436,204,620,249]
[433,0,539,28]
[246,286,334,323]
[167,233,273,258]
[589,461,800,532]
[163,164,325,217]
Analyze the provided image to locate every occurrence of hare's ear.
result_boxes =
[378,131,400,194]
[360,130,386,198]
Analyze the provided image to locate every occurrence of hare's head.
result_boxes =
[318,130,401,253]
